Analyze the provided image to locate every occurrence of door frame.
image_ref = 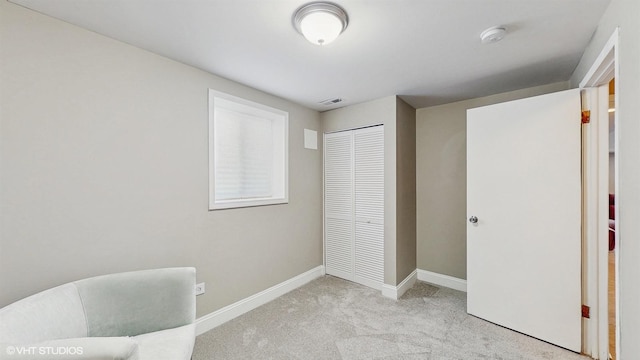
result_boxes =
[579,27,619,359]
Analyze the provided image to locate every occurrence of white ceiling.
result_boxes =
[10,0,611,111]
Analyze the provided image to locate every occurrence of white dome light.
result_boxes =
[293,2,348,46]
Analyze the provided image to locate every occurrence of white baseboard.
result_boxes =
[417,269,467,292]
[195,265,325,335]
[381,269,417,300]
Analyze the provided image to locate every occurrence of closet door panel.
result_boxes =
[354,126,384,287]
[354,222,384,285]
[324,132,354,281]
[326,218,354,279]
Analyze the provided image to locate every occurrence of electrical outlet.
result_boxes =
[195,282,205,296]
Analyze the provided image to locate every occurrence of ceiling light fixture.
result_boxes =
[293,2,348,46]
[480,26,507,44]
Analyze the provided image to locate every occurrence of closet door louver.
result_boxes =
[324,131,354,281]
[324,125,384,290]
[354,126,384,287]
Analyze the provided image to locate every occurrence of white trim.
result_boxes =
[417,269,467,292]
[354,276,384,292]
[381,269,417,300]
[380,284,397,299]
[398,270,418,297]
[195,265,325,335]
[580,87,600,358]
[578,27,619,360]
[579,28,619,88]
[324,123,384,135]
[596,85,611,360]
[580,86,613,359]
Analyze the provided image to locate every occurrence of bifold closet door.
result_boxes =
[353,126,384,288]
[324,131,354,281]
[324,125,384,289]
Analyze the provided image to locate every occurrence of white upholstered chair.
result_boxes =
[0,267,196,360]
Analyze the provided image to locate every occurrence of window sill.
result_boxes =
[209,197,288,211]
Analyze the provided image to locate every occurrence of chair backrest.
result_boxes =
[0,267,196,343]
[74,267,196,337]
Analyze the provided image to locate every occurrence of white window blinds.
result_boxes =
[214,108,273,200]
[209,90,288,210]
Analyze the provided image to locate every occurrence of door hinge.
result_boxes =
[582,304,590,318]
[581,110,591,124]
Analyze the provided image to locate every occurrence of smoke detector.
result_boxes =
[480,26,506,44]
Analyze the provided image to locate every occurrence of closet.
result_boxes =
[324,125,384,289]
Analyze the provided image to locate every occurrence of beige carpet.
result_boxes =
[193,276,588,359]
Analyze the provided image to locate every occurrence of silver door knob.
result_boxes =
[469,216,478,224]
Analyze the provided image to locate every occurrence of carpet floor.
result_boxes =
[193,276,588,359]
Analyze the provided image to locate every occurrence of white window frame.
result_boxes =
[208,89,288,210]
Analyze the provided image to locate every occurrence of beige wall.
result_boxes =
[0,2,323,317]
[395,98,416,283]
[415,82,569,279]
[320,96,398,285]
[570,0,640,357]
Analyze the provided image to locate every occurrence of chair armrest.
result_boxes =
[0,337,139,360]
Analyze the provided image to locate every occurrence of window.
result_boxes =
[208,90,288,210]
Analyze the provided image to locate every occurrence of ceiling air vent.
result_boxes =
[319,98,343,106]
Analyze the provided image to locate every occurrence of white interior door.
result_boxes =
[467,89,582,352]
